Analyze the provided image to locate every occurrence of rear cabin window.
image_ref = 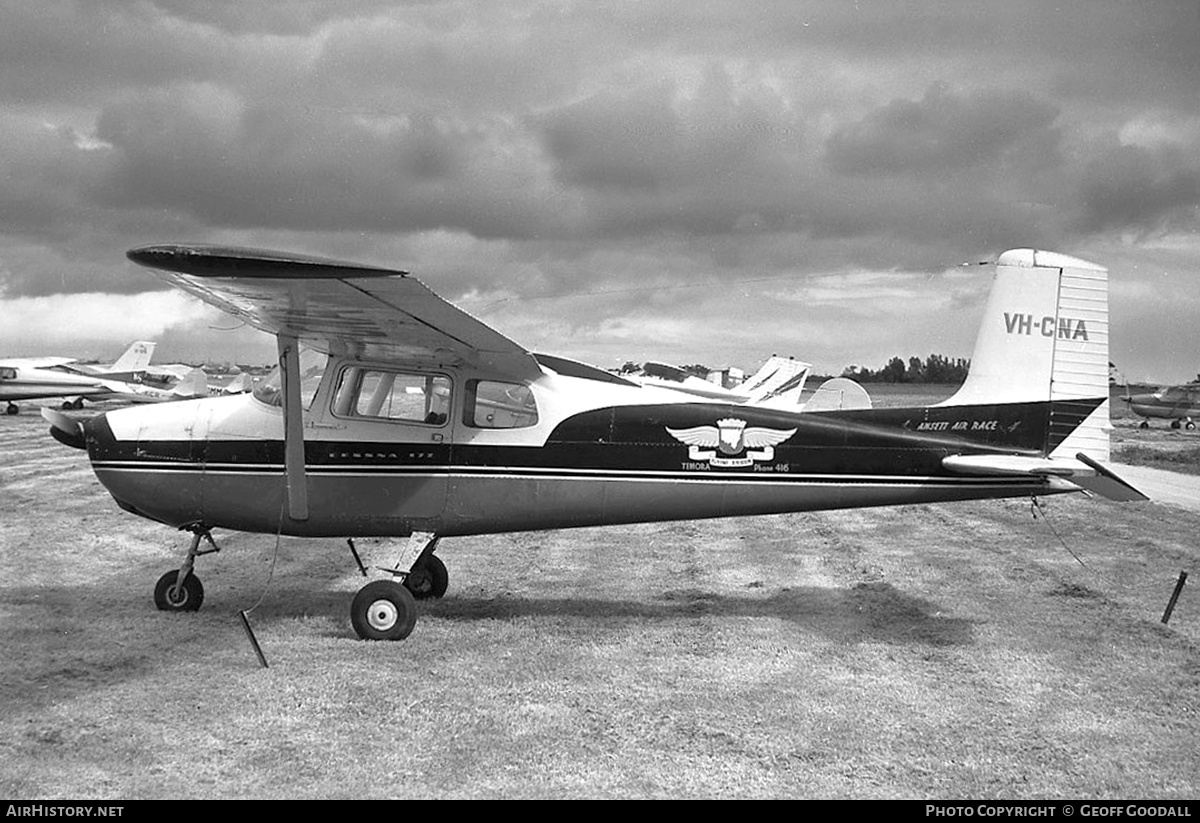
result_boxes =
[333,367,451,425]
[466,380,538,429]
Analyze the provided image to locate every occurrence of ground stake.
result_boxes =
[1161,571,1188,625]
[240,610,269,668]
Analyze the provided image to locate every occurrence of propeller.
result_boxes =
[41,407,86,450]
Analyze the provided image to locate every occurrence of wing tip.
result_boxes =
[127,244,407,279]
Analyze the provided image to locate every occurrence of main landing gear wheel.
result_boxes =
[1139,421,1149,429]
[404,554,448,600]
[154,570,204,612]
[5,403,16,415]
[351,580,417,641]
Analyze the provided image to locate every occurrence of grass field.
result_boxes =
[1,394,1198,799]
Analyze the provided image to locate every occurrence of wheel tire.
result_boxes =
[1171,420,1182,429]
[404,554,449,600]
[1188,421,1196,430]
[5,404,16,416]
[1139,421,1149,429]
[72,398,85,410]
[61,400,74,410]
[351,580,417,641]
[154,570,204,612]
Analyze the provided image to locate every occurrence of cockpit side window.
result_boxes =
[332,366,451,426]
[253,345,329,410]
[0,367,16,380]
[465,380,538,429]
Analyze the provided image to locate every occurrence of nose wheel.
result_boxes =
[154,570,204,611]
[153,526,220,613]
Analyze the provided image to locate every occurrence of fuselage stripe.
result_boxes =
[89,460,1038,487]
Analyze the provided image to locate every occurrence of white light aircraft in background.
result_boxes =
[1123,382,1200,429]
[1,341,156,414]
[97,367,211,405]
[44,246,1146,641]
[632,355,817,410]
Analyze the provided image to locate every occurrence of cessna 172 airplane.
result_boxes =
[43,245,1146,641]
[1123,383,1200,429]
[1,340,156,414]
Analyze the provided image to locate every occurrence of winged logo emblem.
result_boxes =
[666,418,796,468]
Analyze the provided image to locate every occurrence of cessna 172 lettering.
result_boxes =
[1,341,156,414]
[43,245,1146,641]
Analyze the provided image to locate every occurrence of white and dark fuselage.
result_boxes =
[0,364,109,404]
[78,358,1091,539]
[41,245,1141,641]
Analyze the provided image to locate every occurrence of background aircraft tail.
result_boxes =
[172,368,210,399]
[740,356,812,409]
[940,249,1110,462]
[220,372,255,395]
[802,377,872,412]
[109,341,156,373]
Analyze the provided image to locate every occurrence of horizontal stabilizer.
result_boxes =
[942,453,1148,502]
[1072,452,1150,502]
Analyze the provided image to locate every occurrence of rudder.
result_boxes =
[940,249,1110,461]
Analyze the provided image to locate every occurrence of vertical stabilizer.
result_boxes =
[940,249,1110,461]
[172,367,210,399]
[741,356,812,408]
[109,341,157,373]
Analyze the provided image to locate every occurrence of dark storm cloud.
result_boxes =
[534,68,807,237]
[91,89,571,239]
[824,84,1061,178]
[1,1,1198,377]
[1076,143,1200,236]
[0,2,231,105]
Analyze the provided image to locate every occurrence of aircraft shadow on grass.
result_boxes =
[355,582,977,647]
[3,579,968,713]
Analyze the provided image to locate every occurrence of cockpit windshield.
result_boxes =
[252,344,329,409]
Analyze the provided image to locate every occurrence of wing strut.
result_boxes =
[277,334,309,521]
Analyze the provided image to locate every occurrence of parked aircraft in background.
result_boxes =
[0,341,156,414]
[216,372,256,395]
[98,367,210,404]
[1124,383,1200,429]
[44,245,1145,642]
[631,355,816,410]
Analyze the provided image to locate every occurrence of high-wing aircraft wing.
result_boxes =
[126,245,542,380]
[0,356,77,369]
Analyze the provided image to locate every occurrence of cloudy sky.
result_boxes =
[1,1,1198,381]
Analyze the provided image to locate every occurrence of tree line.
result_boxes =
[840,354,970,384]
